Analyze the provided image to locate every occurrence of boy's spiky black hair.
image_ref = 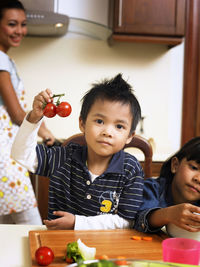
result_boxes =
[80,73,141,133]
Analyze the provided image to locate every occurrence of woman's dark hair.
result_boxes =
[159,136,200,180]
[80,73,141,133]
[0,0,25,20]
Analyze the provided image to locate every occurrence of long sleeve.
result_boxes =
[134,177,170,233]
[75,214,133,230]
[11,115,42,173]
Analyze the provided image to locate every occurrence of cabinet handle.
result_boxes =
[118,0,123,27]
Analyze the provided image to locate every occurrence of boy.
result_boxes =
[11,73,144,230]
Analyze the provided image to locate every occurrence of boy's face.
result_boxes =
[79,99,134,160]
[171,157,200,204]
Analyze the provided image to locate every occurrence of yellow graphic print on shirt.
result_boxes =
[100,200,112,212]
[99,191,120,213]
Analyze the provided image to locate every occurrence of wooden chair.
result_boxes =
[62,133,153,178]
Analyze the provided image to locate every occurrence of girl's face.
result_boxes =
[79,99,134,161]
[171,157,200,204]
[0,8,27,52]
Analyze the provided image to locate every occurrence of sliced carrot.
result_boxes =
[98,255,109,260]
[115,257,127,266]
[131,235,142,240]
[142,236,153,241]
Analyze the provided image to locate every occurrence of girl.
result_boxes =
[134,137,200,233]
[0,0,55,224]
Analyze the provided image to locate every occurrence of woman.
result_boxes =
[0,0,55,224]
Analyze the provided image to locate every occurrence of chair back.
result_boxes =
[62,133,153,178]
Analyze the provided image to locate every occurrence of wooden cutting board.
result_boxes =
[29,229,167,267]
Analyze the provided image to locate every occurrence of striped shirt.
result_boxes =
[36,142,144,221]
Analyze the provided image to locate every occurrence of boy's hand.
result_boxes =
[43,211,75,230]
[27,89,53,123]
[166,203,200,232]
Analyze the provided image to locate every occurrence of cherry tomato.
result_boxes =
[35,246,54,266]
[43,103,56,118]
[56,101,72,117]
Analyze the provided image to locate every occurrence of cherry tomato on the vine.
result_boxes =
[43,103,56,118]
[56,101,72,117]
[35,246,54,266]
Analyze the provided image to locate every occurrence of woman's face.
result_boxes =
[0,8,27,52]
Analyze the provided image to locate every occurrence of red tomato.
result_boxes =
[35,246,54,266]
[43,103,56,118]
[56,101,72,117]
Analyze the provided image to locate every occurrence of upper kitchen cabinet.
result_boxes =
[109,0,186,46]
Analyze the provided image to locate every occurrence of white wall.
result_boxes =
[8,0,184,161]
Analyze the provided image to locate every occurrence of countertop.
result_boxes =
[0,224,46,267]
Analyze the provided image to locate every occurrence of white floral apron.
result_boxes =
[0,80,37,215]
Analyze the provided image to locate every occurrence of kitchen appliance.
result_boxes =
[20,0,112,39]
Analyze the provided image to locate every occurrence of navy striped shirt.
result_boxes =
[36,142,144,221]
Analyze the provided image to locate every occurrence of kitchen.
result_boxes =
[8,0,185,162]
[1,0,200,266]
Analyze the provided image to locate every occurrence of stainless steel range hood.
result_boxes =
[26,10,69,37]
[21,0,112,39]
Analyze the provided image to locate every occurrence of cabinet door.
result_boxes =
[113,0,185,36]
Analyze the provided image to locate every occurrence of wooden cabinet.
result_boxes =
[181,0,200,144]
[110,0,186,46]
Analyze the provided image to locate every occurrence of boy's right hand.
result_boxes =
[27,89,53,123]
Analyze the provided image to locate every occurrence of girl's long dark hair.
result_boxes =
[159,137,200,181]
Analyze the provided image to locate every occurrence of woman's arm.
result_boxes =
[0,71,25,125]
[11,114,41,173]
[0,71,55,145]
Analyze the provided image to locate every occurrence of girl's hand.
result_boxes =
[166,203,200,232]
[27,89,53,123]
[44,211,75,230]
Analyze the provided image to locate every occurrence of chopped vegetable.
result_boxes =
[77,259,118,267]
[98,255,109,260]
[142,237,153,241]
[131,236,153,241]
[115,256,127,266]
[66,239,96,263]
[131,236,142,240]
[77,239,96,261]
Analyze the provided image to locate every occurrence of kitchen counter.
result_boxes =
[0,224,46,267]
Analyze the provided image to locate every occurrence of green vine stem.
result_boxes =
[52,93,65,106]
[43,94,65,108]
[52,94,65,98]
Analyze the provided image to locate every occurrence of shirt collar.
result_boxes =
[72,145,125,174]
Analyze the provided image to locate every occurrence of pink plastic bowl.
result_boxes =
[162,238,200,265]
